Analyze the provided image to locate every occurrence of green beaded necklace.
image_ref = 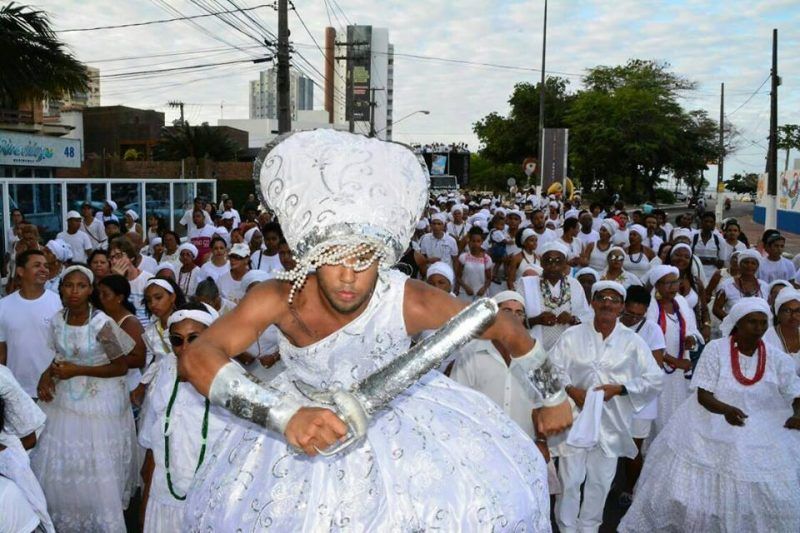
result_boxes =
[163,375,210,501]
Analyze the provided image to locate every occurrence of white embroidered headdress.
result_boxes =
[255,130,429,301]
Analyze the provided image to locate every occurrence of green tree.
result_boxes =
[473,77,575,166]
[0,3,88,105]
[154,122,240,162]
[468,153,521,192]
[725,172,759,195]
[778,124,800,173]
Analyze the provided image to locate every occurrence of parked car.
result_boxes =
[675,191,688,203]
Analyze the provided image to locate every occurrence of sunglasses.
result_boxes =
[593,294,623,304]
[542,257,565,264]
[169,333,200,348]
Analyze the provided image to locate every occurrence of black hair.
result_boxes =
[0,396,5,434]
[87,248,109,267]
[625,285,652,307]
[104,220,120,229]
[563,218,579,232]
[644,212,657,221]
[194,278,220,301]
[762,229,782,245]
[162,230,180,246]
[210,235,227,249]
[143,277,186,317]
[702,212,716,221]
[262,221,283,238]
[16,249,45,269]
[98,274,137,315]
[468,225,485,238]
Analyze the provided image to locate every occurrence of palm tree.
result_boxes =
[0,2,88,106]
[154,122,240,162]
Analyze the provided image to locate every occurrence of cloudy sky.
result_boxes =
[42,0,800,183]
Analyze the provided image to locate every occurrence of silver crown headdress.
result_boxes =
[254,130,430,301]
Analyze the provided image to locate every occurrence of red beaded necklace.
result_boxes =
[729,336,766,386]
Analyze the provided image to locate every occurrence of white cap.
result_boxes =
[221,211,236,220]
[241,269,273,290]
[229,243,251,258]
[105,199,118,211]
[66,210,81,220]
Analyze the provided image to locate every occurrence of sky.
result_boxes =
[39,0,800,185]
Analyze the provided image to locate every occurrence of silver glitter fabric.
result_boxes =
[185,270,551,531]
[207,362,300,434]
[511,345,568,407]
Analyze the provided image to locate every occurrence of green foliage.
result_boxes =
[725,172,759,195]
[778,124,800,172]
[472,77,574,166]
[468,153,521,192]
[655,188,676,204]
[123,148,143,161]
[154,122,240,162]
[217,180,257,210]
[0,3,89,104]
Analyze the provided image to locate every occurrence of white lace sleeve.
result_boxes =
[775,350,800,401]
[94,316,136,360]
[0,366,46,438]
[690,340,720,393]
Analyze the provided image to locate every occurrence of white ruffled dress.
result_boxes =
[184,269,550,531]
[30,310,137,532]
[619,337,800,532]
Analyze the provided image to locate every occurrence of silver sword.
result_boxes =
[294,297,499,455]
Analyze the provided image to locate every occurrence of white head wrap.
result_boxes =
[61,265,94,284]
[737,248,761,266]
[151,237,163,247]
[773,289,800,316]
[767,279,792,297]
[539,240,570,258]
[426,262,455,287]
[591,280,626,299]
[606,246,627,260]
[145,278,175,294]
[720,297,771,338]
[178,243,198,259]
[243,227,261,244]
[575,267,599,280]
[241,269,273,290]
[415,219,429,230]
[167,306,219,328]
[430,212,447,224]
[548,201,559,209]
[564,209,580,221]
[125,209,139,222]
[450,204,464,215]
[507,209,523,220]
[670,243,693,258]
[494,290,525,309]
[648,265,679,286]
[671,228,692,242]
[629,224,647,240]
[520,228,537,244]
[105,199,118,211]
[601,219,618,236]
[46,239,73,263]
[495,207,508,217]
[155,262,179,279]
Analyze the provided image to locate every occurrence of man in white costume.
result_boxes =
[550,281,663,533]
[516,241,591,351]
[179,130,572,531]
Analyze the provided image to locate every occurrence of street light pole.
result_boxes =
[536,0,547,191]
[374,110,429,136]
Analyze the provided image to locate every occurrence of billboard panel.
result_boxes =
[430,154,447,175]
[0,131,82,168]
[541,128,568,194]
[347,26,372,122]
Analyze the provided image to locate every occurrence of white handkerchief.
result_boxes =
[566,388,604,448]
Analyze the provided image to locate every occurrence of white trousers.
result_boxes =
[555,448,617,533]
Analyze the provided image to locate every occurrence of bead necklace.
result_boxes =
[164,375,209,501]
[541,276,570,310]
[729,336,766,386]
[734,277,761,298]
[61,306,93,402]
[657,301,685,374]
[179,268,193,295]
[627,249,645,264]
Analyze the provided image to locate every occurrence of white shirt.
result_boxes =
[451,339,540,439]
[549,322,664,458]
[759,256,796,284]
[179,209,213,232]
[129,271,154,329]
[692,232,724,281]
[137,254,159,275]
[577,229,599,247]
[56,230,92,264]
[720,240,746,266]
[201,260,231,281]
[79,217,108,250]
[0,291,62,397]
[533,228,557,255]
[418,233,459,268]
[629,319,666,352]
[218,272,245,303]
[251,250,283,273]
[223,208,241,227]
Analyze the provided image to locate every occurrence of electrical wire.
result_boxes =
[727,75,770,117]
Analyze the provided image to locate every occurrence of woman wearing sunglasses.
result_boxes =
[600,246,642,288]
[139,303,227,533]
[620,298,800,532]
[646,265,702,439]
[763,289,800,376]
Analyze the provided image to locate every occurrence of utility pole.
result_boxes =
[335,39,370,134]
[276,0,291,134]
[368,87,385,138]
[765,28,779,230]
[715,82,725,221]
[168,100,185,125]
[536,0,548,192]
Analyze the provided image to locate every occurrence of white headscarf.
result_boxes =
[629,224,647,241]
[244,227,261,244]
[648,265,679,286]
[426,262,455,287]
[606,246,627,260]
[61,265,94,284]
[46,239,73,263]
[767,279,792,298]
[669,243,693,258]
[720,297,771,338]
[539,240,570,258]
[178,242,199,259]
[737,248,761,266]
[591,280,626,299]
[601,219,618,236]
[773,289,800,316]
[167,306,219,328]
[430,213,447,224]
[494,290,525,309]
[520,228,537,244]
[575,267,599,281]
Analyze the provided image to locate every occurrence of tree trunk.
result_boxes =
[785,148,791,173]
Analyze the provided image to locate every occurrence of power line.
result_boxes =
[58,4,272,32]
[101,57,265,80]
[84,44,263,64]
[328,0,352,25]
[727,74,770,117]
[189,0,266,47]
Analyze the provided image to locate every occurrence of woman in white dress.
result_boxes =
[587,219,615,272]
[763,289,800,375]
[624,224,653,282]
[455,226,493,301]
[669,243,710,342]
[505,227,540,285]
[600,246,642,288]
[713,249,767,321]
[139,303,228,533]
[176,243,206,298]
[31,266,137,532]
[620,298,800,532]
[200,236,230,282]
[646,265,702,438]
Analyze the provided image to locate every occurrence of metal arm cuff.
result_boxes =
[208,361,301,434]
[510,342,567,407]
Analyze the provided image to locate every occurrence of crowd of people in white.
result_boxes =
[0,183,799,532]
